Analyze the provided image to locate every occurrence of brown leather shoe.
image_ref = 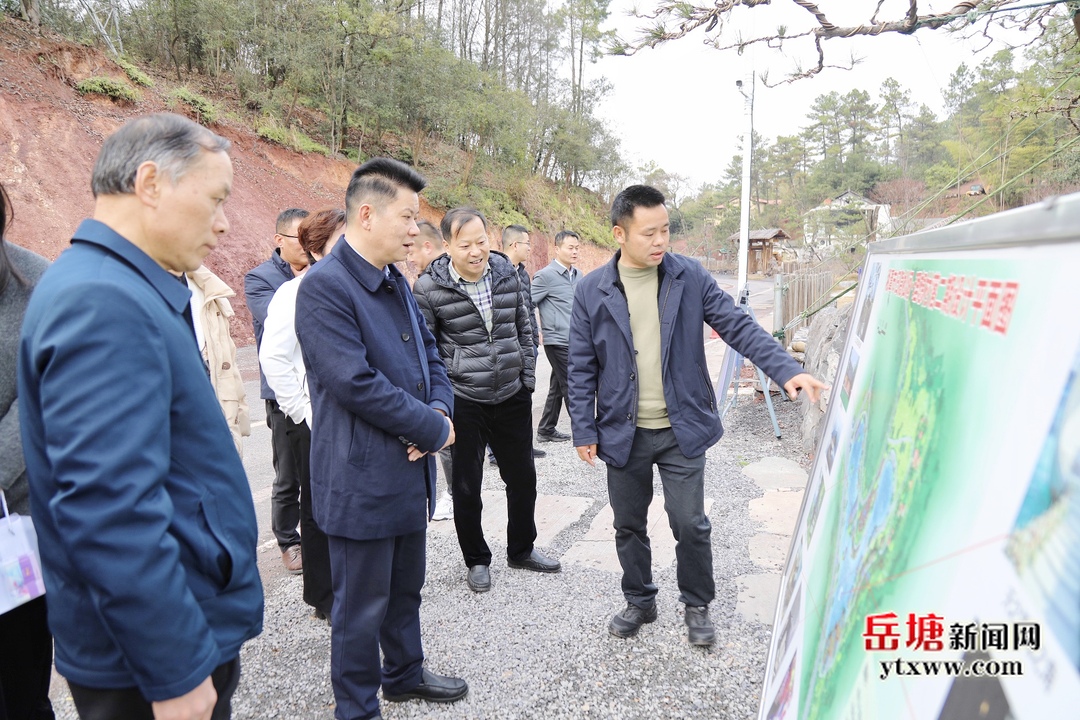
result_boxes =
[282,544,303,574]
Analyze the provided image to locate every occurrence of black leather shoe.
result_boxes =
[383,668,469,703]
[685,605,716,646]
[507,549,561,573]
[532,447,547,458]
[467,565,491,592]
[536,429,571,442]
[609,602,658,638]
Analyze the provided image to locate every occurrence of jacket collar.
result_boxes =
[447,257,492,285]
[270,247,295,280]
[187,265,235,304]
[331,237,403,292]
[599,249,678,297]
[70,219,190,315]
[550,257,577,278]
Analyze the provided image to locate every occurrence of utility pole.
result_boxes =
[736,72,754,296]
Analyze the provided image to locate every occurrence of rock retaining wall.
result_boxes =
[795,303,853,455]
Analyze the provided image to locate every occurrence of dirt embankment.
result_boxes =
[0,17,612,344]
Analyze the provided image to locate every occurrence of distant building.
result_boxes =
[802,190,894,253]
[725,228,792,275]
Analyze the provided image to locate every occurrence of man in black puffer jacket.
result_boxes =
[414,207,561,593]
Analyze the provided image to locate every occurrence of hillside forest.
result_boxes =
[5,2,1080,260]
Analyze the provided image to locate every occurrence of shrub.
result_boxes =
[75,76,139,103]
[170,87,218,124]
[117,57,154,87]
[256,121,331,156]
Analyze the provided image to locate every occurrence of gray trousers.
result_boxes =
[438,447,453,497]
[606,427,714,609]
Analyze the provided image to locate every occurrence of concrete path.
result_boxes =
[736,457,807,625]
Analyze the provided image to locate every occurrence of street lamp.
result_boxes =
[737,73,754,297]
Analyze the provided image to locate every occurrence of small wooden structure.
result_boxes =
[726,228,791,274]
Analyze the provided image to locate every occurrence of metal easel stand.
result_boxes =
[714,287,783,438]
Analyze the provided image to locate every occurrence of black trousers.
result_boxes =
[266,399,301,549]
[327,531,425,720]
[607,427,714,609]
[451,386,537,566]
[538,344,569,435]
[0,595,54,720]
[288,419,334,616]
[67,658,241,720]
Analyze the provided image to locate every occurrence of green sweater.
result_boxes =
[620,263,670,429]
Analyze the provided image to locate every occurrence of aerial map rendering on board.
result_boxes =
[761,226,1080,720]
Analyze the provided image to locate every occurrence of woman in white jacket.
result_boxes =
[259,208,344,621]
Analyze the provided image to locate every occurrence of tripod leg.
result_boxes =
[716,345,741,419]
[756,364,782,438]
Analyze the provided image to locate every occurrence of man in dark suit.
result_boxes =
[245,207,309,575]
[295,158,467,720]
[18,113,263,719]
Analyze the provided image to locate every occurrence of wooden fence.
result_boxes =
[774,264,836,338]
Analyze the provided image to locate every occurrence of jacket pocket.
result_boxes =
[451,347,462,378]
[347,417,371,469]
[198,495,235,591]
[697,364,718,412]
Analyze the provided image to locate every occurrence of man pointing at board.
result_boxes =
[567,184,825,646]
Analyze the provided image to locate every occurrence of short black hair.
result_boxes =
[417,219,443,244]
[345,158,426,220]
[554,230,580,246]
[610,185,666,228]
[276,208,309,235]
[440,207,488,243]
[502,224,529,246]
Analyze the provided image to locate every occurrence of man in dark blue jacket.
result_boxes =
[295,158,467,720]
[245,207,309,575]
[567,185,824,647]
[18,113,263,718]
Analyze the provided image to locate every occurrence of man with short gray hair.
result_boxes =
[19,113,264,719]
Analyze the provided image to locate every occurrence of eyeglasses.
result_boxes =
[278,233,299,239]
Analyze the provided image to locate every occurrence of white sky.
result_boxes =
[593,0,1026,189]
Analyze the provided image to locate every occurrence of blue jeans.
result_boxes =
[606,427,714,609]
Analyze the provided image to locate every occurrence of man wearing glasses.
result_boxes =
[245,208,310,575]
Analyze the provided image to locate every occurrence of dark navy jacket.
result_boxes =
[568,251,804,468]
[244,249,294,400]
[18,220,263,700]
[295,239,453,541]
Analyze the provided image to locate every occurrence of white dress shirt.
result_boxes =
[259,271,310,426]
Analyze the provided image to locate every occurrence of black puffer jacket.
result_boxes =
[413,251,535,404]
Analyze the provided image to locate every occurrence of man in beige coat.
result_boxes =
[186,264,250,456]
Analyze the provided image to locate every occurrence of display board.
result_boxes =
[759,195,1080,720]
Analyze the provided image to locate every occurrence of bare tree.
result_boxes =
[612,1,1071,84]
